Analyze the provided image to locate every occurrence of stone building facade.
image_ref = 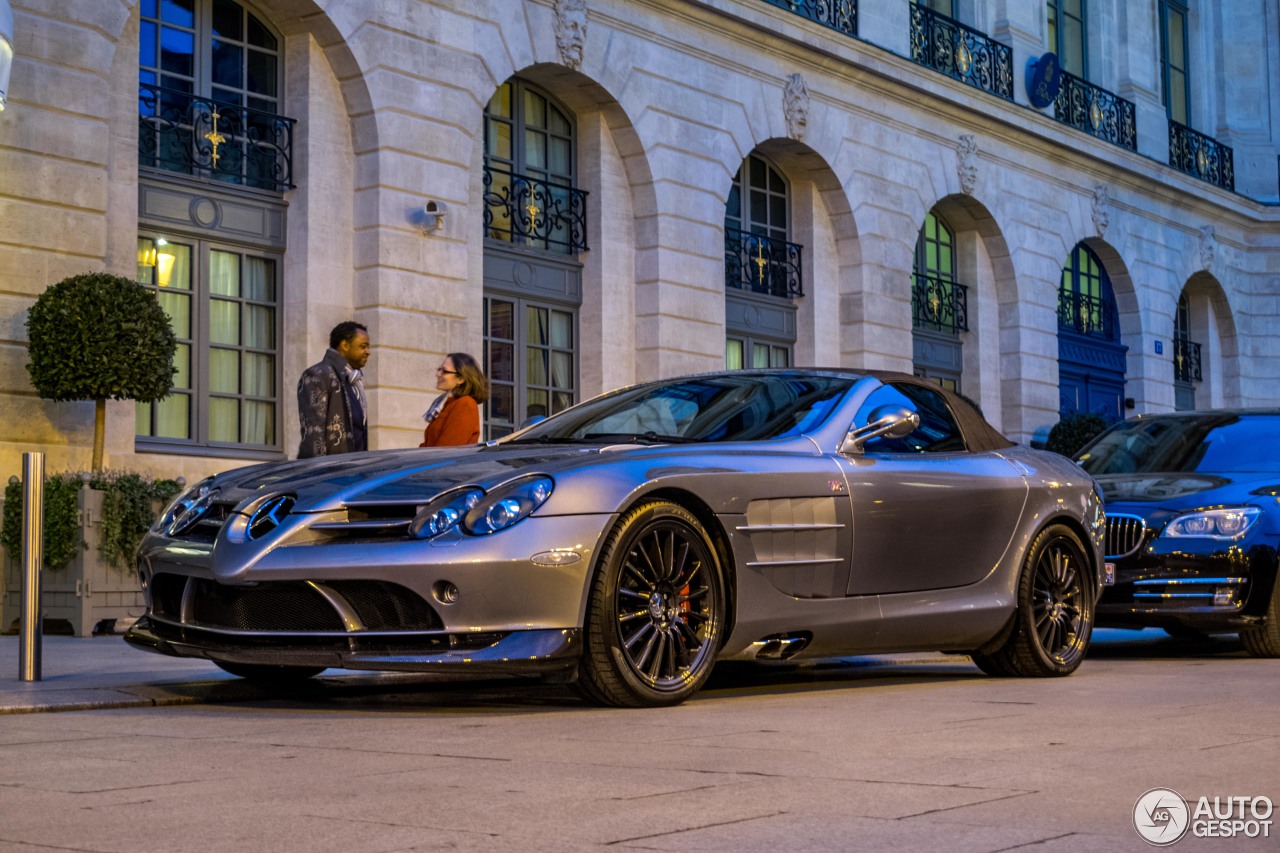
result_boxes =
[0,0,1278,481]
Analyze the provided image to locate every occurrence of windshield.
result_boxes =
[1077,413,1280,475]
[500,373,855,445]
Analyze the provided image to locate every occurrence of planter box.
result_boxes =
[2,485,145,636]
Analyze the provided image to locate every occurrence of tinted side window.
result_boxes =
[855,383,967,454]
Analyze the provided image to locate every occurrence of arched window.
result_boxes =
[911,212,967,391]
[1173,293,1201,410]
[482,79,583,439]
[138,0,289,191]
[724,153,800,369]
[1058,244,1116,340]
[135,0,285,457]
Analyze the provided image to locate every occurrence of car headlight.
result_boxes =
[408,487,484,540]
[155,477,217,533]
[462,475,553,535]
[1161,506,1262,540]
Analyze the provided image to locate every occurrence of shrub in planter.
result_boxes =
[1,473,84,570]
[25,272,177,470]
[1046,412,1110,458]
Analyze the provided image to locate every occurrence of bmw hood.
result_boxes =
[1095,471,1280,508]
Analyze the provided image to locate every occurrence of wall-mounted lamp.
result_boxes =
[421,200,448,234]
[0,0,15,111]
[137,246,158,267]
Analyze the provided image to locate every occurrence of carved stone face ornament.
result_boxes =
[783,73,810,142]
[555,0,588,70]
[956,135,978,195]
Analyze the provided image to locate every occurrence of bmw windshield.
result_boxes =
[500,372,856,445]
[1078,413,1280,475]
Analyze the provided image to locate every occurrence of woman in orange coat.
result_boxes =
[420,352,489,446]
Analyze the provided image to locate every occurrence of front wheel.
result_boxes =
[213,661,327,682]
[971,523,1095,677]
[1239,579,1280,657]
[577,501,726,707]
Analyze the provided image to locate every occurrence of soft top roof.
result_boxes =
[865,371,1015,453]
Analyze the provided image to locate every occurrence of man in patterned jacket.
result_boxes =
[297,321,370,458]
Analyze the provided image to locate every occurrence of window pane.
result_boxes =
[154,392,190,439]
[523,89,546,128]
[160,26,194,77]
[245,305,274,349]
[489,300,514,340]
[210,299,240,345]
[161,0,194,28]
[527,349,548,386]
[552,391,573,414]
[142,0,158,18]
[752,343,769,368]
[211,40,244,89]
[550,310,572,348]
[210,251,239,296]
[526,389,548,419]
[210,348,240,393]
[549,137,571,176]
[209,398,239,442]
[726,338,743,370]
[244,352,274,397]
[137,401,152,437]
[551,351,573,389]
[770,195,786,230]
[487,84,511,119]
[172,343,191,388]
[489,383,514,421]
[242,400,274,445]
[487,120,512,161]
[158,242,191,289]
[548,105,570,136]
[244,256,274,301]
[158,292,191,339]
[247,13,277,51]
[140,22,158,69]
[527,306,548,346]
[247,49,277,98]
[524,130,546,170]
[211,0,243,41]
[489,341,514,382]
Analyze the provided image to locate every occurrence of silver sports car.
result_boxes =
[126,370,1107,706]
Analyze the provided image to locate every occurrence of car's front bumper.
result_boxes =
[1097,537,1279,632]
[124,615,582,675]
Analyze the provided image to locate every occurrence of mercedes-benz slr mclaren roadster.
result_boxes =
[126,370,1108,706]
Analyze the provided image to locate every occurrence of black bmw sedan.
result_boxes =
[1076,410,1280,655]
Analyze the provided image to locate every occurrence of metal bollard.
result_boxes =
[19,452,44,681]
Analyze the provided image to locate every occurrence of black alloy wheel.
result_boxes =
[577,501,725,707]
[972,523,1094,677]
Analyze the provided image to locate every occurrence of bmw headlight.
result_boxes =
[155,477,216,533]
[1161,506,1261,540]
[408,487,484,540]
[462,475,553,535]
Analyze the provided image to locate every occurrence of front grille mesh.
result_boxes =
[150,573,442,633]
[1106,513,1148,559]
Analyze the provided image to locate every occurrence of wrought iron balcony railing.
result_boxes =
[1169,121,1234,192]
[1058,289,1119,340]
[138,83,295,192]
[1053,71,1137,152]
[759,0,856,38]
[1173,336,1203,383]
[725,227,804,299]
[911,274,969,334]
[483,166,589,254]
[908,5,1013,101]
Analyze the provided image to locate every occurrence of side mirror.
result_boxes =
[840,404,920,454]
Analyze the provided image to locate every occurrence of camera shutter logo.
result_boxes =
[1134,788,1190,845]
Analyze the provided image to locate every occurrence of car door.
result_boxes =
[835,382,1028,595]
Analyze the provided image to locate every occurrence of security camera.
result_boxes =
[422,200,448,233]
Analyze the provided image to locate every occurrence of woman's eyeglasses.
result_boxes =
[436,367,458,375]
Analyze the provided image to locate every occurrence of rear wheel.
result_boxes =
[213,661,327,682]
[971,524,1094,677]
[577,501,726,707]
[1239,580,1280,657]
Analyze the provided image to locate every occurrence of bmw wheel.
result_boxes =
[971,523,1094,677]
[578,501,726,707]
[1239,578,1280,657]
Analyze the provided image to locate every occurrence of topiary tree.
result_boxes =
[25,273,176,470]
[1046,412,1109,458]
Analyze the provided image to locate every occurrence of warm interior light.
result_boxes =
[138,246,158,267]
[157,252,176,287]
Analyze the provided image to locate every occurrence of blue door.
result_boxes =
[1057,244,1126,421]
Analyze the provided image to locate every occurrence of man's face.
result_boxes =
[338,331,370,370]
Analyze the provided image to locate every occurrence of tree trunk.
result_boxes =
[92,398,105,471]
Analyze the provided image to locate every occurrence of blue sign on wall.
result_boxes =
[1026,53,1062,109]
